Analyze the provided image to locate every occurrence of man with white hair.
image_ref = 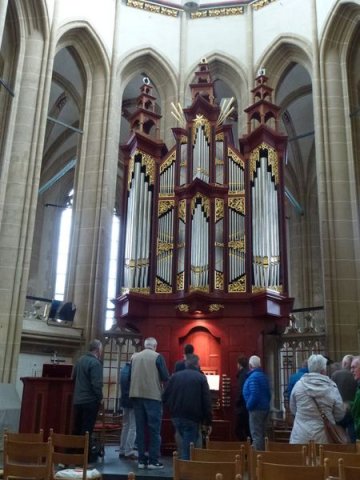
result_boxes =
[243,355,271,450]
[129,337,169,469]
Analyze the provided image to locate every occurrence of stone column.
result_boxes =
[0,29,48,382]
[318,44,360,356]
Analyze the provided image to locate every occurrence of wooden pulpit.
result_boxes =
[20,365,74,438]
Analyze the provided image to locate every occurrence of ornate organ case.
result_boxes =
[116,62,293,439]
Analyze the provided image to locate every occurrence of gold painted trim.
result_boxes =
[157,241,173,254]
[155,278,172,294]
[191,192,210,218]
[178,200,186,223]
[127,0,179,16]
[128,287,150,294]
[251,0,277,11]
[229,275,246,292]
[215,271,224,290]
[228,146,244,168]
[132,149,156,185]
[215,198,224,222]
[192,115,211,145]
[177,272,185,291]
[160,151,176,174]
[191,6,244,18]
[209,304,224,312]
[249,143,279,184]
[216,133,224,141]
[158,199,175,216]
[228,197,245,215]
[176,303,189,312]
[189,286,209,293]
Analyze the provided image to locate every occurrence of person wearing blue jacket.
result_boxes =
[286,361,309,401]
[243,355,271,450]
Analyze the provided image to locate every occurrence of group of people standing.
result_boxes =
[72,337,360,469]
[120,339,213,465]
[235,352,360,449]
[289,353,360,444]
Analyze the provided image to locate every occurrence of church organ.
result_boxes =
[115,60,293,438]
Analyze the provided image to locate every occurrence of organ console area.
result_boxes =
[114,59,293,440]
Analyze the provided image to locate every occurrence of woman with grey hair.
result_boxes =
[289,354,346,443]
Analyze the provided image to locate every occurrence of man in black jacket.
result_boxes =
[235,356,250,441]
[72,339,103,460]
[163,354,212,459]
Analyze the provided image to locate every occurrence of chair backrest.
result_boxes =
[319,442,357,453]
[250,447,307,480]
[3,437,52,480]
[319,447,360,476]
[257,457,330,480]
[190,446,245,477]
[49,429,89,480]
[4,429,44,442]
[338,458,360,480]
[264,437,309,454]
[206,437,251,455]
[173,451,242,480]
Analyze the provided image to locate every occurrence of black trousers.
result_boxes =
[73,401,100,436]
[235,407,251,441]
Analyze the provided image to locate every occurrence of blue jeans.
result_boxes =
[249,410,269,450]
[132,398,162,464]
[172,417,199,460]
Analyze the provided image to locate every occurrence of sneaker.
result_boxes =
[138,462,147,469]
[148,462,164,469]
[125,453,138,460]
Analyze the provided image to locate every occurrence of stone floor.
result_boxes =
[95,446,173,480]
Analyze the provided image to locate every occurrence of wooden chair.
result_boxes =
[206,437,251,456]
[257,457,330,480]
[4,429,44,442]
[338,458,360,480]
[3,437,52,480]
[250,447,307,480]
[173,451,242,480]
[264,437,309,454]
[49,429,101,480]
[3,430,46,464]
[319,446,360,477]
[319,442,360,453]
[190,445,245,478]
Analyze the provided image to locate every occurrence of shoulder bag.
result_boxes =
[311,396,349,444]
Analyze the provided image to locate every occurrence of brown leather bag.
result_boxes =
[312,396,349,444]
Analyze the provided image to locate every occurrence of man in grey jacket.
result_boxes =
[129,337,169,470]
[73,339,103,459]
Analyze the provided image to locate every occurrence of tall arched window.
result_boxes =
[105,212,120,330]
[54,190,73,300]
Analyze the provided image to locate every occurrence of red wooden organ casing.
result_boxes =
[115,61,293,440]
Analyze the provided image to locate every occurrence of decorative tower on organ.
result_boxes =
[116,61,293,436]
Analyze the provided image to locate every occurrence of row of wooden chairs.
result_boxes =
[3,430,101,480]
[174,451,242,480]
[203,437,360,480]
